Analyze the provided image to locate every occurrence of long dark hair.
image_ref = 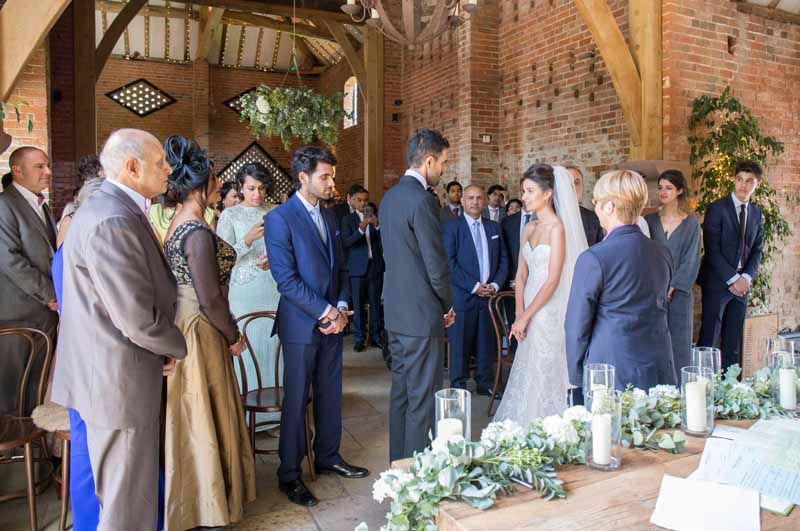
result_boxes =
[658,169,689,210]
[163,135,211,205]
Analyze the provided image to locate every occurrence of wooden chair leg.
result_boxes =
[24,441,38,531]
[249,410,257,457]
[305,405,316,482]
[59,438,70,531]
[488,357,503,417]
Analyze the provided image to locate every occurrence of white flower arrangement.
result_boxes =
[358,365,796,531]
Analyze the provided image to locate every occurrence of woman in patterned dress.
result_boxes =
[216,163,281,431]
[161,135,255,531]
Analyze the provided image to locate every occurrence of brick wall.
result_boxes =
[0,47,50,177]
[662,0,800,329]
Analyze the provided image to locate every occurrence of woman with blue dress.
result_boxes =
[645,170,702,371]
[216,162,281,431]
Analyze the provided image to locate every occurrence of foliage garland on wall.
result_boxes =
[688,86,788,312]
[0,101,34,132]
[240,85,348,150]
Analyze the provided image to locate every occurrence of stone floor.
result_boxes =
[1,336,493,531]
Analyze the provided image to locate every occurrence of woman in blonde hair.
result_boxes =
[565,170,677,397]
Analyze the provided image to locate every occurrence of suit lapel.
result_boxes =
[6,185,55,252]
[462,216,481,276]
[322,207,335,270]
[483,221,497,274]
[41,203,57,246]
[289,195,329,263]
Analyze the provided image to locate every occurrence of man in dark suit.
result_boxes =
[379,129,455,461]
[566,165,604,246]
[566,170,676,394]
[331,187,355,223]
[341,183,385,352]
[0,146,58,416]
[697,160,765,370]
[501,179,537,284]
[265,146,368,507]
[439,180,463,224]
[482,184,507,223]
[444,185,508,395]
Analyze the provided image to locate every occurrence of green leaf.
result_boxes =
[658,433,676,451]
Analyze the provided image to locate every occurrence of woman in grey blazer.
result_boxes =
[646,170,701,372]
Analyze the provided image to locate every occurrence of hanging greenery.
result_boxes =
[688,86,788,312]
[0,100,34,132]
[240,85,349,150]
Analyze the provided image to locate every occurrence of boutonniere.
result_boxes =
[335,229,341,238]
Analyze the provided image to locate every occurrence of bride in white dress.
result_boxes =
[493,164,588,425]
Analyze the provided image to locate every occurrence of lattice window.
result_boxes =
[343,77,358,128]
[217,142,293,204]
[105,79,176,117]
[223,87,258,114]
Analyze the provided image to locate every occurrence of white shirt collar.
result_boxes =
[405,169,428,189]
[12,182,46,220]
[731,193,748,210]
[107,178,150,214]
[466,214,482,226]
[296,190,320,214]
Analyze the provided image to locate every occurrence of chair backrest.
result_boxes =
[488,291,515,357]
[0,327,52,417]
[234,311,281,397]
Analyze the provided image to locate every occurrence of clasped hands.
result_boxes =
[475,283,497,298]
[509,312,531,342]
[319,306,351,335]
[729,276,751,298]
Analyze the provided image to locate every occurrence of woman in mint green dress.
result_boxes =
[216,163,281,430]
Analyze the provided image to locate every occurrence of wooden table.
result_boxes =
[430,421,798,530]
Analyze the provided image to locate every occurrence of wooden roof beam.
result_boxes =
[192,0,356,24]
[95,0,148,78]
[197,7,226,61]
[734,1,800,25]
[98,0,199,20]
[222,11,337,43]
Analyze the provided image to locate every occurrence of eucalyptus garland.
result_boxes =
[239,86,348,150]
[358,364,797,531]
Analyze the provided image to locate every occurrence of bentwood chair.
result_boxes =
[234,311,316,481]
[487,292,516,416]
[0,327,53,531]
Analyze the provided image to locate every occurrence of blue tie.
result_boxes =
[473,220,485,282]
[310,207,327,244]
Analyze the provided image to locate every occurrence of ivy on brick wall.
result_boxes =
[0,101,34,132]
[239,86,348,150]
[688,86,788,313]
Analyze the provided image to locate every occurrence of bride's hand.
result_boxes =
[509,317,529,341]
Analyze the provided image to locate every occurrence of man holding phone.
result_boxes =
[341,184,385,352]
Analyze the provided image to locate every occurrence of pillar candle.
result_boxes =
[779,368,797,410]
[437,418,463,440]
[685,380,707,432]
[592,413,612,466]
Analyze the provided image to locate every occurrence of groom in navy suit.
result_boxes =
[444,185,508,395]
[265,146,368,507]
[698,160,765,370]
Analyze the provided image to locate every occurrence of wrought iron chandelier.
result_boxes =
[341,0,479,47]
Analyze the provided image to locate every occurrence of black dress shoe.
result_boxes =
[316,460,370,479]
[354,342,366,352]
[279,479,318,507]
[477,387,503,399]
[372,341,385,351]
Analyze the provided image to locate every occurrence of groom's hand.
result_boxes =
[443,308,456,328]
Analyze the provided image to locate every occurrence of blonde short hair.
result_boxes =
[592,170,648,224]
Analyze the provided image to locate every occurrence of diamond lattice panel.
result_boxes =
[105,78,176,117]
[218,142,293,204]
[223,87,257,114]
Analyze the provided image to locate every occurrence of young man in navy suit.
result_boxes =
[698,160,765,370]
[443,184,508,396]
[341,183,385,352]
[265,146,368,508]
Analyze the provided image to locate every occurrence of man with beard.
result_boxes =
[379,129,455,461]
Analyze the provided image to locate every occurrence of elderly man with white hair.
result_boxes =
[52,129,187,531]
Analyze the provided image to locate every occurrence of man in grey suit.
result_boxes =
[52,129,187,531]
[0,147,58,416]
[380,129,455,462]
[482,184,507,223]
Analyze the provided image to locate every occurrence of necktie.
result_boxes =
[524,213,531,225]
[453,207,460,217]
[362,213,373,259]
[36,193,45,206]
[311,208,327,244]
[473,220,485,282]
[739,204,747,269]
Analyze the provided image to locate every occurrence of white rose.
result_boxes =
[255,95,271,114]
[563,405,592,424]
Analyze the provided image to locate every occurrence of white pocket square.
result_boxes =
[491,235,499,240]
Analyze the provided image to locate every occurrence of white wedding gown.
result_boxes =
[493,242,570,425]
